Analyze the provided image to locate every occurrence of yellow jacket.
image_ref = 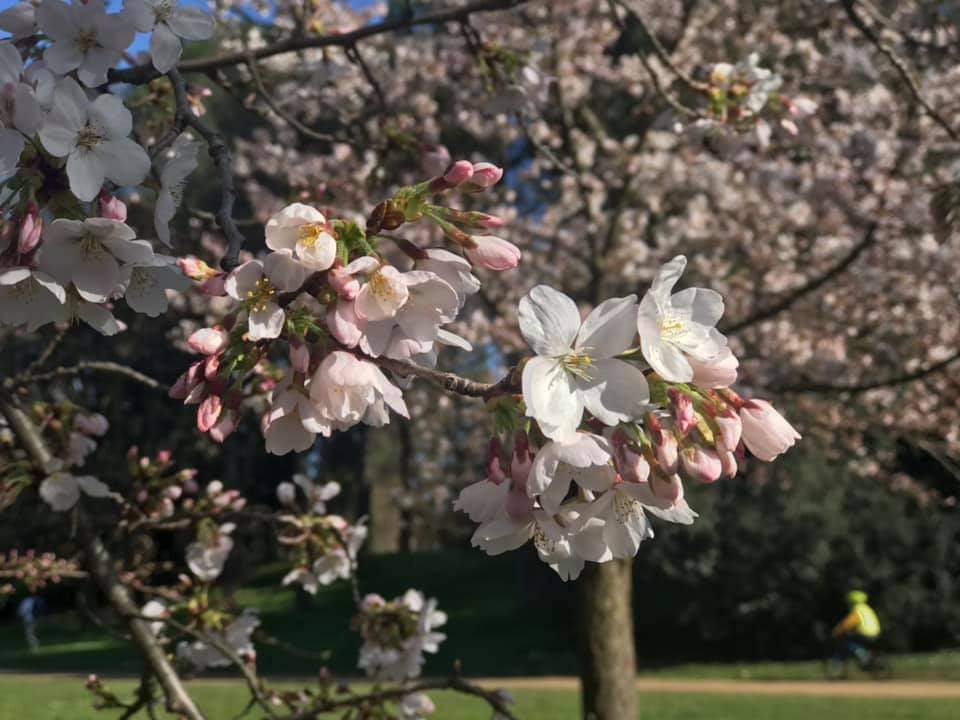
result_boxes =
[833,602,881,638]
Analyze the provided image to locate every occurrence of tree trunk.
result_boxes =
[577,559,637,720]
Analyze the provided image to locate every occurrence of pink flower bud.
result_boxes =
[164,485,182,500]
[668,388,696,435]
[200,274,228,296]
[612,429,650,484]
[182,477,199,495]
[648,415,679,474]
[203,353,221,382]
[328,261,360,300]
[505,487,534,520]
[510,432,533,486]
[688,349,739,389]
[719,450,738,478]
[462,162,503,192]
[99,192,127,221]
[188,326,229,355]
[714,408,742,452]
[177,257,219,281]
[651,472,684,505]
[156,449,173,464]
[169,361,204,400]
[197,394,223,433]
[289,341,310,374]
[443,160,474,187]
[680,445,722,483]
[209,410,237,443]
[464,235,521,271]
[739,399,801,461]
[17,207,42,255]
[206,480,223,496]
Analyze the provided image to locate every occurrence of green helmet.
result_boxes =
[847,590,868,605]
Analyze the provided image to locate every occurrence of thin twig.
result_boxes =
[109,0,530,86]
[7,361,165,391]
[168,69,248,270]
[841,0,959,142]
[777,349,960,395]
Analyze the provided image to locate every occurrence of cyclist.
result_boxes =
[831,589,881,669]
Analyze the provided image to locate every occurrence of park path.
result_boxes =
[474,677,960,698]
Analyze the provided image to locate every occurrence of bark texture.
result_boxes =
[577,559,637,720]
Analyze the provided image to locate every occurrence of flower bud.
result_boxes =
[442,160,474,187]
[17,205,42,255]
[169,361,204,400]
[177,257,219,281]
[289,340,311,375]
[680,445,722,483]
[668,388,696,435]
[612,430,650,484]
[156,449,173,464]
[99,192,127,221]
[188,326,229,355]
[719,449,738,478]
[510,432,533,487]
[648,414,679,474]
[209,410,237,443]
[688,349,739,388]
[739,399,801,461]
[277,482,297,506]
[714,408,742,452]
[199,274,228,296]
[462,162,503,192]
[464,235,521,271]
[197,394,223,433]
[651,472,684,505]
[328,261,360,300]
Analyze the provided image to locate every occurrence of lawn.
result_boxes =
[0,675,958,720]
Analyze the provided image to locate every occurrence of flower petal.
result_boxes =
[518,285,580,356]
[522,356,583,442]
[575,294,638,357]
[578,358,650,426]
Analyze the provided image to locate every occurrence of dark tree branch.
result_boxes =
[0,393,205,720]
[841,0,959,142]
[776,349,960,395]
[168,69,248,271]
[723,224,878,334]
[6,361,165,391]
[109,0,530,86]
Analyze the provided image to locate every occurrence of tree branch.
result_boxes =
[6,361,165,392]
[841,0,959,142]
[168,69,248,271]
[776,349,960,395]
[723,224,878,334]
[0,393,205,720]
[373,356,520,400]
[109,0,530,86]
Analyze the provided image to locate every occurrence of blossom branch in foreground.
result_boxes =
[0,393,205,720]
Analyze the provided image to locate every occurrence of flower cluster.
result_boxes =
[0,0,212,335]
[355,590,447,682]
[169,160,515,453]
[276,475,368,593]
[456,256,800,580]
[0,549,83,594]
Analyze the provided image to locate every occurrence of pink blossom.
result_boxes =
[197,394,223,433]
[328,261,360,300]
[669,389,696,435]
[689,349,739,388]
[169,361,204,399]
[462,162,503,192]
[17,205,42,255]
[99,192,127,221]
[714,408,742,452]
[739,399,801,461]
[188,327,229,355]
[443,160,474,187]
[464,235,521,271]
[680,445,722,483]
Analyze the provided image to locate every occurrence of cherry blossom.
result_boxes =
[39,471,111,511]
[154,133,200,246]
[125,0,214,73]
[0,266,66,330]
[636,255,728,383]
[309,351,409,431]
[118,254,191,317]
[520,286,650,442]
[0,43,43,176]
[185,522,235,582]
[265,202,337,271]
[38,217,153,302]
[225,254,308,341]
[36,0,134,88]
[38,77,150,201]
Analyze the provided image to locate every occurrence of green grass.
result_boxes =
[0,676,958,720]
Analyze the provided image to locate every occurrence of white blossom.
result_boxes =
[0,266,66,330]
[226,254,308,341]
[118,254,191,317]
[177,611,259,670]
[265,202,337,271]
[36,0,134,87]
[637,255,727,383]
[519,285,650,442]
[125,0,215,73]
[38,77,150,201]
[0,43,43,177]
[39,471,111,511]
[185,523,234,581]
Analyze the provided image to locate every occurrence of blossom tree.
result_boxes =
[1,0,956,718]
